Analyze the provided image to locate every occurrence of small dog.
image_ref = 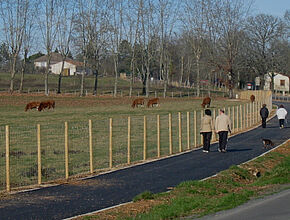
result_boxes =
[262,138,274,149]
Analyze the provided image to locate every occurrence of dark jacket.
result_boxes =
[260,107,269,118]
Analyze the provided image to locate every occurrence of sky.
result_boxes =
[253,0,289,17]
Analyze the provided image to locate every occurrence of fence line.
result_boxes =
[1,97,274,192]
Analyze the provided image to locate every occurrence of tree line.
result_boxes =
[0,0,289,98]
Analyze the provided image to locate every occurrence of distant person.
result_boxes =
[276,105,287,129]
[215,109,231,153]
[260,104,269,128]
[200,109,215,153]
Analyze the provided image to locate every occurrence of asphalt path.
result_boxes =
[0,101,289,220]
[196,188,290,220]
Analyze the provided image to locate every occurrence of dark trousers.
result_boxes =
[261,117,267,128]
[202,132,212,151]
[279,119,285,128]
[218,131,228,150]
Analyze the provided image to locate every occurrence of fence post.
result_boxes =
[240,105,243,130]
[37,124,42,185]
[157,115,160,157]
[249,102,252,127]
[236,105,239,132]
[213,109,216,141]
[89,120,93,174]
[143,116,147,160]
[65,122,69,180]
[169,113,173,154]
[187,112,190,150]
[232,106,235,133]
[109,118,113,168]
[194,110,197,147]
[178,112,182,152]
[200,111,203,144]
[246,103,249,128]
[127,117,131,164]
[5,125,10,192]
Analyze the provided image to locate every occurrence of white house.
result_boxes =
[34,53,84,76]
[264,73,289,92]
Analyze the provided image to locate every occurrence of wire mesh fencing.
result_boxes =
[1,102,266,192]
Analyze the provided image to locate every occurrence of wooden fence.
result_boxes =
[0,99,271,193]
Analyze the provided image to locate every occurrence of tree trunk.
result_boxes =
[19,50,27,93]
[57,60,65,94]
[113,56,118,97]
[93,69,98,95]
[196,56,200,97]
[45,53,51,96]
[9,55,18,93]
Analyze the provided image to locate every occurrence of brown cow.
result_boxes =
[38,100,55,111]
[147,98,160,108]
[25,101,40,111]
[201,97,211,108]
[250,95,255,102]
[131,98,145,108]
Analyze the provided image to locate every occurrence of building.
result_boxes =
[264,73,289,92]
[34,53,84,76]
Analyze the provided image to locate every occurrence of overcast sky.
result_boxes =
[253,0,289,17]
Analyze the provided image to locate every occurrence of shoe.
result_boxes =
[221,149,227,153]
[203,150,209,153]
[218,148,221,152]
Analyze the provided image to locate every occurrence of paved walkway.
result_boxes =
[0,101,289,220]
[196,188,290,220]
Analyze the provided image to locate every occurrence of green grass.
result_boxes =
[0,94,248,191]
[116,143,290,220]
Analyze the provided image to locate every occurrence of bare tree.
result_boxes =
[0,0,29,93]
[183,0,209,97]
[156,0,179,97]
[56,0,76,94]
[38,0,62,96]
[245,13,284,90]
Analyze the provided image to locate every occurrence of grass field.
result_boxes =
[0,93,248,191]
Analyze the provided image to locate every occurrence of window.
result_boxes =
[280,80,285,87]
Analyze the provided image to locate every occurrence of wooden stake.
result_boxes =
[5,125,10,192]
[169,113,173,154]
[187,112,190,150]
[178,112,182,152]
[194,111,197,147]
[232,106,235,133]
[127,117,131,164]
[143,116,147,160]
[109,118,113,168]
[89,120,93,174]
[65,122,69,180]
[37,124,42,185]
[157,115,160,157]
[236,106,239,131]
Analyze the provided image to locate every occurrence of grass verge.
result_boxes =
[78,140,290,220]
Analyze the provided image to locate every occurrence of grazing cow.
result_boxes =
[131,98,145,108]
[201,97,211,108]
[38,100,55,111]
[147,98,160,108]
[25,101,40,111]
[250,95,255,102]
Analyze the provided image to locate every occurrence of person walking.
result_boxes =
[276,105,287,129]
[200,109,215,153]
[260,104,269,128]
[215,109,231,153]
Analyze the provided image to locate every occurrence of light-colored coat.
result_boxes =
[200,115,215,133]
[276,108,287,119]
[215,113,231,133]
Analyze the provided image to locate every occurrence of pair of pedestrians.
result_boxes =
[200,109,231,153]
[260,104,287,129]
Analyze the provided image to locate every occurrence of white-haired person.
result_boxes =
[276,104,287,129]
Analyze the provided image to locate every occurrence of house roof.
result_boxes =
[34,52,83,67]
